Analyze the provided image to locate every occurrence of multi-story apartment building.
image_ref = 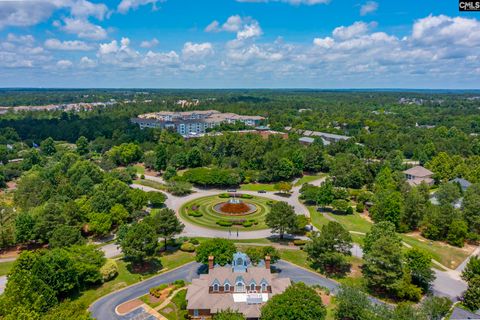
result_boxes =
[131,110,265,136]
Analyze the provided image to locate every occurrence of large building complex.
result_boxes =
[131,110,265,136]
[186,252,291,320]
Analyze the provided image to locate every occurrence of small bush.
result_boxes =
[150,284,169,298]
[100,259,118,282]
[267,200,275,206]
[180,242,196,252]
[219,193,230,198]
[346,206,354,215]
[217,220,233,227]
[241,194,253,199]
[356,202,365,213]
[173,279,185,288]
[190,238,200,245]
[188,211,203,217]
[243,221,253,227]
[140,174,145,179]
[293,239,307,246]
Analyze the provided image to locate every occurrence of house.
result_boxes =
[450,178,472,192]
[403,166,434,186]
[186,252,291,320]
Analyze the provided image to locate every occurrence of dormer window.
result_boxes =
[213,283,219,292]
[235,281,245,292]
[225,283,230,292]
[250,283,256,291]
[261,283,267,292]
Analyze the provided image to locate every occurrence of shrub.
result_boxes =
[180,242,196,252]
[140,174,145,179]
[267,200,275,206]
[219,193,230,198]
[100,259,118,282]
[173,279,185,288]
[241,194,253,199]
[293,239,307,246]
[243,221,253,227]
[150,284,169,298]
[217,220,233,227]
[356,202,365,213]
[188,211,203,217]
[346,206,354,215]
[190,238,200,245]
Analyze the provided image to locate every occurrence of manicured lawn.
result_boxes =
[295,173,326,186]
[308,206,331,229]
[240,183,276,192]
[134,179,167,191]
[326,212,372,234]
[133,164,145,175]
[179,194,272,231]
[0,260,15,276]
[309,207,372,234]
[159,289,188,320]
[400,234,472,269]
[76,250,195,307]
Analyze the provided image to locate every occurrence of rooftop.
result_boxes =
[403,166,433,177]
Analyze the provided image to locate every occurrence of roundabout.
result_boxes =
[179,194,273,231]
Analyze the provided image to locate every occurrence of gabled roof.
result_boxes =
[403,166,433,177]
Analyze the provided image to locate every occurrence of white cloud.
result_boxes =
[117,0,160,13]
[79,56,96,68]
[61,18,108,40]
[56,59,73,68]
[412,15,480,47]
[0,1,56,29]
[332,21,370,40]
[45,38,94,51]
[360,1,378,16]
[143,50,180,67]
[140,38,159,48]
[236,0,330,5]
[237,21,263,40]
[7,33,35,45]
[313,37,334,48]
[182,42,214,60]
[206,15,262,40]
[0,0,109,29]
[205,20,220,32]
[97,37,142,68]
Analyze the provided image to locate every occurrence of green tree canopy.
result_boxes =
[195,238,236,266]
[265,201,297,239]
[260,282,326,320]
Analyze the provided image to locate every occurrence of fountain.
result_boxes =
[213,195,257,215]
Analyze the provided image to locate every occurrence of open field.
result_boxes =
[180,194,272,231]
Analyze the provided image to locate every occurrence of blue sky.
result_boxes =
[1,0,479,88]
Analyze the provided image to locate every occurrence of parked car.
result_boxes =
[258,190,267,193]
[227,189,237,193]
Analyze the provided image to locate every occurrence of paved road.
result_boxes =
[90,262,203,320]
[89,260,342,320]
[0,275,6,294]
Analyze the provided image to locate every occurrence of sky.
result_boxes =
[1,0,480,88]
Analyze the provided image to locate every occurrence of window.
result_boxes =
[236,257,243,266]
[213,284,219,292]
[250,283,256,291]
[261,283,267,292]
[224,283,230,292]
[193,309,199,317]
[235,282,245,292]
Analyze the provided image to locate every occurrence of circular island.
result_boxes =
[180,194,273,230]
